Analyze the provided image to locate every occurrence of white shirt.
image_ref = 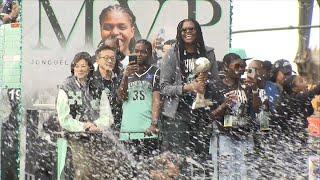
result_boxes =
[56,88,114,132]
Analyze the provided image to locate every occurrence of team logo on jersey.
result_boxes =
[235,89,248,103]
[104,88,111,95]
[68,91,82,105]
[184,58,195,73]
[90,99,100,110]
[146,73,153,80]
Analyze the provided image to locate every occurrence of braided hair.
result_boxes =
[99,5,136,53]
[99,5,136,26]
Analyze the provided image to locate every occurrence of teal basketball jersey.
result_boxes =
[120,66,160,140]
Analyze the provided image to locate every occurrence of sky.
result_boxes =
[231,0,319,64]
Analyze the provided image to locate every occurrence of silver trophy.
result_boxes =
[191,57,213,109]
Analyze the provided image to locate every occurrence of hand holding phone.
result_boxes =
[124,55,139,77]
[129,55,137,64]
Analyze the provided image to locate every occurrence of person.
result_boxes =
[245,60,279,112]
[155,39,176,67]
[56,52,114,179]
[267,59,294,114]
[160,18,219,167]
[152,38,176,67]
[99,4,136,67]
[90,43,123,132]
[117,39,161,156]
[260,60,278,112]
[245,59,282,178]
[97,35,126,66]
[280,75,320,141]
[262,60,272,81]
[271,76,320,178]
[162,39,176,54]
[210,53,260,179]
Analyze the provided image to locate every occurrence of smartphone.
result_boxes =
[129,55,137,64]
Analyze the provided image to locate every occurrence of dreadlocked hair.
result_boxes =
[175,19,207,58]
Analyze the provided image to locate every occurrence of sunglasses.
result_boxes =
[182,27,196,33]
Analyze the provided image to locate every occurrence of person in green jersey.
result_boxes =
[117,39,161,156]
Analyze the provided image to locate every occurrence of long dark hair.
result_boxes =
[70,52,94,78]
[175,19,207,58]
[99,5,136,53]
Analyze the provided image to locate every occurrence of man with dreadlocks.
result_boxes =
[160,18,219,176]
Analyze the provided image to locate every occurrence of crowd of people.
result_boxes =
[55,4,320,179]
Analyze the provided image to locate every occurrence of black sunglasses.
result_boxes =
[182,27,196,33]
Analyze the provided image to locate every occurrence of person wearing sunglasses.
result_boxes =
[209,53,260,179]
[244,60,281,178]
[160,19,219,171]
[271,76,320,178]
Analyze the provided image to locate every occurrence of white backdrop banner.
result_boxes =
[22,0,230,109]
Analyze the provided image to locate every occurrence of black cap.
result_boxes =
[273,59,295,75]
